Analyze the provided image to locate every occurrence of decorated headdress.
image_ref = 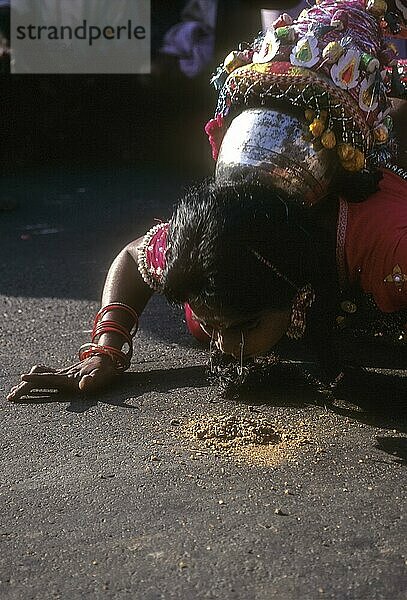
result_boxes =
[205,0,407,203]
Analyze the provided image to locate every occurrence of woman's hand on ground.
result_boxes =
[6,355,117,401]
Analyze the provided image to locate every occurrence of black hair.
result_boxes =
[162,180,341,391]
[329,168,383,203]
[164,180,331,311]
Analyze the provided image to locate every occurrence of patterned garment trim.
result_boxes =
[382,162,407,181]
[336,197,349,291]
[137,222,169,292]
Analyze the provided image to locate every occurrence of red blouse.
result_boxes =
[337,169,407,313]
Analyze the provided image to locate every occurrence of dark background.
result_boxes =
[1,1,307,177]
[1,1,270,176]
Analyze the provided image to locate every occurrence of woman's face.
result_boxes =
[190,304,291,359]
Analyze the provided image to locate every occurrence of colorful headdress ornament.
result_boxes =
[206,0,407,200]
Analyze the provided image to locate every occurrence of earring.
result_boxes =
[286,284,315,340]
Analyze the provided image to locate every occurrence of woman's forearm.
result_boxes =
[101,237,153,313]
[97,237,154,350]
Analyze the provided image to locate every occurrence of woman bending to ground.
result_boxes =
[7,171,407,401]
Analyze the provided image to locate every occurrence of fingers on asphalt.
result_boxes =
[7,381,34,401]
[9,365,107,400]
[8,364,87,401]
[30,365,57,374]
[22,366,57,379]
[6,386,18,401]
[20,374,76,388]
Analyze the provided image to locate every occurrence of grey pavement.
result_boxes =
[0,168,406,600]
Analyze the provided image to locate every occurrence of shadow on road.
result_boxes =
[327,368,407,433]
[207,362,407,433]
[8,360,406,435]
[375,436,407,465]
[9,365,209,410]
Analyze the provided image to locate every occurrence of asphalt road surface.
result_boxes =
[1,168,406,600]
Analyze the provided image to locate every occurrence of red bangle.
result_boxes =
[79,343,131,372]
[92,326,132,348]
[94,303,139,336]
[92,320,133,347]
[80,303,139,372]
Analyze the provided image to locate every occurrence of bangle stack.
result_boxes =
[79,302,139,372]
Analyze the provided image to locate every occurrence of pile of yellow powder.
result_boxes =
[185,414,312,466]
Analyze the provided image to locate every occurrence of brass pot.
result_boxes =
[215,107,335,205]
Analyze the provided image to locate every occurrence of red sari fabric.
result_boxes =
[184,303,210,343]
[342,169,407,313]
